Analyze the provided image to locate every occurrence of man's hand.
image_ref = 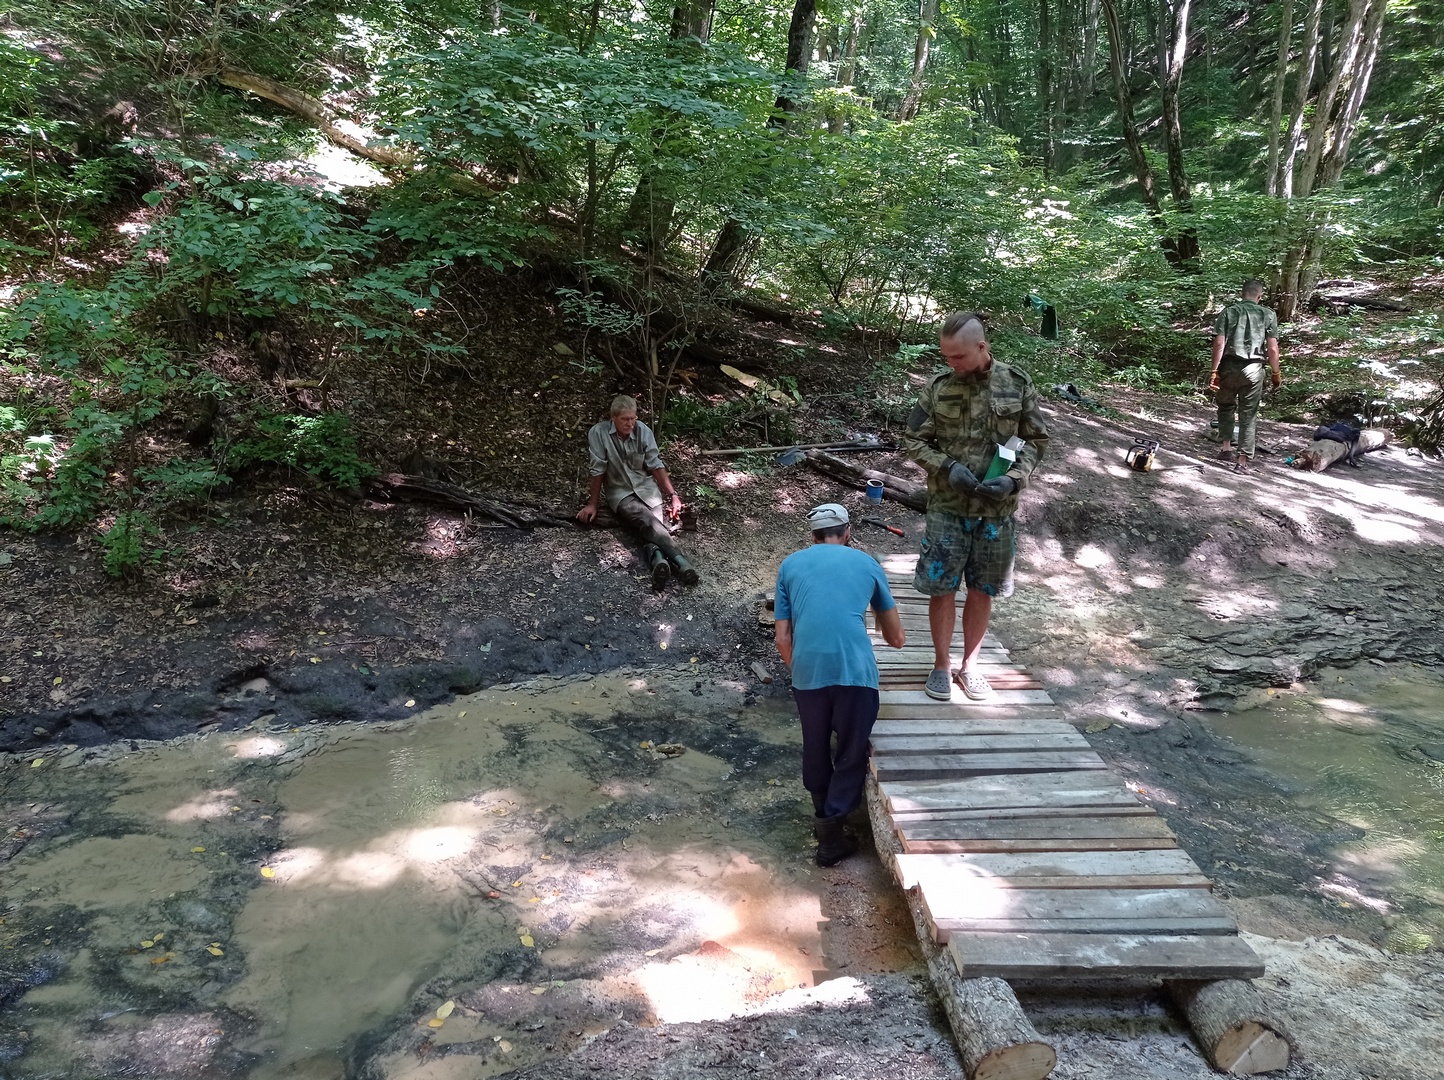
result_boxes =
[945,460,980,493]
[1270,370,1282,390]
[576,503,598,524]
[666,492,683,521]
[975,476,1017,501]
[1208,371,1220,392]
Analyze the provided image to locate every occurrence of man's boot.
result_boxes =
[670,553,699,587]
[644,545,670,590]
[809,791,827,836]
[814,815,858,867]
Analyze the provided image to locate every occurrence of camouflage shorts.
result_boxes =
[912,511,1016,598]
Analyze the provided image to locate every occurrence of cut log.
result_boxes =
[365,474,574,529]
[866,778,1057,1080]
[1295,428,1388,472]
[700,440,892,457]
[1168,979,1294,1075]
[803,449,929,511]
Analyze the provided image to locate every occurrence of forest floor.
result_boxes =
[4,282,1444,1078]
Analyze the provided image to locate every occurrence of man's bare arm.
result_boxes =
[774,619,793,667]
[874,607,905,649]
[1208,334,1225,390]
[651,467,683,520]
[576,475,605,522]
[1267,337,1281,387]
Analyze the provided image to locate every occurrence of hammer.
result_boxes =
[858,516,905,537]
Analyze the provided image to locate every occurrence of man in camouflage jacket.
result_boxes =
[902,312,1049,700]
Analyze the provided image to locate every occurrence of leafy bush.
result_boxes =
[226,412,373,488]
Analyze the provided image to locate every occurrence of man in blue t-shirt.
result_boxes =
[774,503,906,866]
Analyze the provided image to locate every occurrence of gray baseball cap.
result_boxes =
[806,503,850,529]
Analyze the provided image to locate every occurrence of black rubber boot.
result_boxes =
[670,553,699,586]
[810,791,827,835]
[644,544,671,590]
[814,815,858,867]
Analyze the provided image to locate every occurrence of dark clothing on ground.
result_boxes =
[614,493,682,560]
[793,684,879,818]
[1217,358,1266,459]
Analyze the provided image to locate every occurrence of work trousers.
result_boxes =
[614,494,681,560]
[792,684,880,819]
[1216,358,1265,458]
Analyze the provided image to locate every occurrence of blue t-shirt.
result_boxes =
[775,544,897,691]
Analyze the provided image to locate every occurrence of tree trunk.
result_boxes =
[1038,0,1055,173]
[704,0,814,289]
[624,1,715,252]
[898,0,939,121]
[1101,0,1184,267]
[1158,0,1200,267]
[1264,0,1296,196]
[1275,0,1387,319]
[837,13,862,86]
[1082,0,1102,99]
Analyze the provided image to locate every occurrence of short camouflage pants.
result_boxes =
[912,511,1016,598]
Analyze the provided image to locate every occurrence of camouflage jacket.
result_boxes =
[902,362,1050,518]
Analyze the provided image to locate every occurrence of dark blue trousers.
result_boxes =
[792,684,880,819]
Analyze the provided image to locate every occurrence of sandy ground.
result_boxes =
[5,384,1444,1078]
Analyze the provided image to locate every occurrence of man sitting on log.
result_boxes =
[774,503,905,865]
[576,394,699,589]
[903,311,1049,701]
[1208,279,1282,474]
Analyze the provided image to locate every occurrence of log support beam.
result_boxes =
[866,778,1057,1080]
[1168,979,1294,1074]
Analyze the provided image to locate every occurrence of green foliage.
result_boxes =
[226,411,373,488]
[662,396,740,441]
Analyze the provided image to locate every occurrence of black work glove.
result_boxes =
[975,475,1017,500]
[944,460,980,493]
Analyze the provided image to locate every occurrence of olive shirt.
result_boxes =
[586,418,666,512]
[902,362,1050,518]
[1213,300,1279,362]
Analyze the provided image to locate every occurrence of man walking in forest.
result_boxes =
[576,394,699,589]
[1209,279,1282,474]
[774,504,905,865]
[904,312,1049,701]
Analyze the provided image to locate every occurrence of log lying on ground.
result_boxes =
[366,474,574,528]
[1295,429,1388,472]
[866,778,1057,1080]
[700,441,893,457]
[1167,979,1294,1075]
[804,450,928,511]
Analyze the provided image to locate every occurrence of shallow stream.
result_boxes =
[1203,663,1444,915]
[0,668,912,1079]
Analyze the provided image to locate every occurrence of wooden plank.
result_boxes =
[877,676,1045,691]
[893,850,1207,890]
[874,707,1068,724]
[893,803,1158,824]
[872,751,1107,782]
[880,689,1055,707]
[919,886,1238,942]
[899,812,1175,840]
[881,772,1140,815]
[947,933,1265,981]
[905,836,1180,854]
[872,733,1089,754]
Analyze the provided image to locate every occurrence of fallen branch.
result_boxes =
[216,67,413,169]
[365,473,574,528]
[804,449,928,511]
[699,441,893,457]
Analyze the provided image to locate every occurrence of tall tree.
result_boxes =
[1275,0,1388,318]
[1156,0,1198,266]
[702,0,816,286]
[1038,0,1055,173]
[1101,0,1186,266]
[897,0,939,122]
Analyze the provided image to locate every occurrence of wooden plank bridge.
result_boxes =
[862,554,1293,1078]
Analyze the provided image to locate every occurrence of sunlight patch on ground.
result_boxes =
[715,470,756,490]
[231,736,288,759]
[165,789,241,821]
[1072,544,1114,569]
[305,142,387,190]
[1130,573,1166,588]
